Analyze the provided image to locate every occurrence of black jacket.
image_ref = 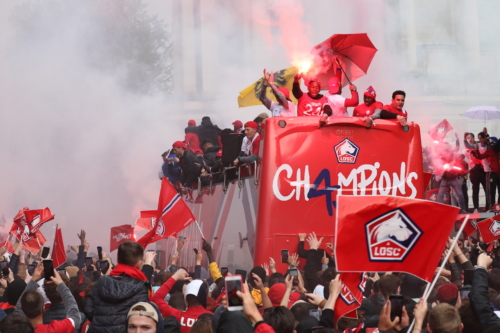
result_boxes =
[168,150,202,187]
[197,117,221,147]
[84,275,150,333]
[204,145,222,171]
[470,267,500,331]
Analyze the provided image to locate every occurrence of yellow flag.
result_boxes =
[237,67,298,108]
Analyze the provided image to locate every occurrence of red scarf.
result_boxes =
[0,302,14,310]
[110,264,148,281]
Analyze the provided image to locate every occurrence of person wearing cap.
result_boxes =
[259,69,296,117]
[127,302,163,333]
[232,120,243,134]
[352,86,383,117]
[152,268,211,333]
[325,70,359,117]
[436,283,460,307]
[169,141,202,188]
[292,75,331,117]
[233,121,260,165]
[184,120,201,152]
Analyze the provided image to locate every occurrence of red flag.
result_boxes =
[136,210,157,230]
[334,279,361,323]
[335,195,459,282]
[341,272,367,304]
[137,178,196,248]
[477,216,500,244]
[463,218,478,237]
[110,224,135,252]
[52,225,66,269]
[428,119,453,142]
[22,208,55,233]
[10,221,48,254]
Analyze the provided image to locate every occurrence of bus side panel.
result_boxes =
[255,117,425,270]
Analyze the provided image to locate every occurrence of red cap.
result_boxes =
[172,141,187,148]
[364,86,376,99]
[437,283,459,303]
[244,121,258,129]
[194,149,203,155]
[277,87,290,100]
[232,120,243,128]
[216,149,222,157]
[188,120,196,126]
[328,77,340,94]
[268,284,301,308]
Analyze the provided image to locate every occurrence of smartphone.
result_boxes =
[389,295,404,321]
[225,275,244,311]
[41,247,50,259]
[464,269,475,286]
[221,267,229,277]
[85,257,93,268]
[289,268,299,286]
[460,286,471,299]
[0,261,8,270]
[235,269,247,283]
[1,267,8,279]
[97,246,103,260]
[281,249,289,264]
[43,259,54,281]
[27,264,36,276]
[309,309,320,320]
[193,248,199,255]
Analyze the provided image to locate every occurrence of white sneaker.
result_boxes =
[473,209,479,214]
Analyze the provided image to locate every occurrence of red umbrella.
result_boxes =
[302,33,377,90]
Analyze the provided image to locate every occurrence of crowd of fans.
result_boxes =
[159,63,411,195]
[424,127,500,213]
[0,229,498,332]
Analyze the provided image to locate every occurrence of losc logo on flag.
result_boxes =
[488,219,500,237]
[340,284,356,305]
[365,209,422,262]
[334,139,359,164]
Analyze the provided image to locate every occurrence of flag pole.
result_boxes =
[423,215,469,300]
[195,220,205,239]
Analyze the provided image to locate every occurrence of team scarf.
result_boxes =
[110,264,152,299]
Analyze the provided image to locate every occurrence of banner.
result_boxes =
[52,225,66,269]
[477,216,500,244]
[462,217,478,237]
[110,224,135,252]
[137,178,196,248]
[335,195,459,282]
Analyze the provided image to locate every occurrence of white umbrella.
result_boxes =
[461,106,500,122]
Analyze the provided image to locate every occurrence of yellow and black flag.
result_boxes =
[237,67,298,108]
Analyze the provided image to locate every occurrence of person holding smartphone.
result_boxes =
[14,267,81,332]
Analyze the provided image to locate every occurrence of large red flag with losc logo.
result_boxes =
[335,195,459,282]
[476,216,500,244]
[110,224,135,252]
[137,178,196,248]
